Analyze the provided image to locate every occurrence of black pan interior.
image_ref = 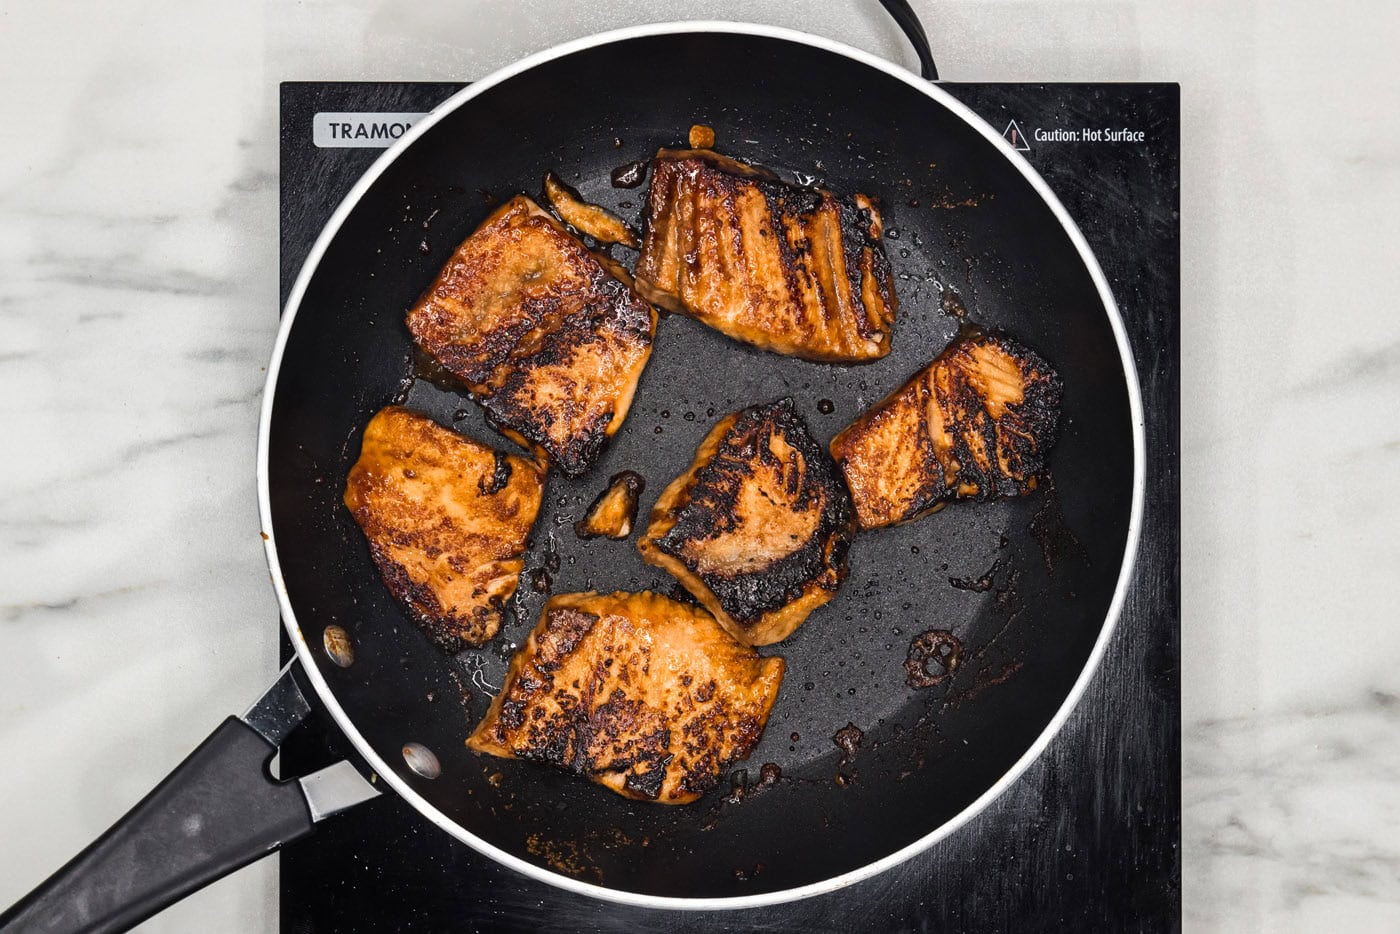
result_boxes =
[268,32,1134,899]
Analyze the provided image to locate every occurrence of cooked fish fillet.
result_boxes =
[634,148,897,363]
[467,591,784,804]
[830,330,1062,530]
[574,470,645,540]
[343,406,545,650]
[543,172,638,248]
[406,195,657,477]
[638,399,856,646]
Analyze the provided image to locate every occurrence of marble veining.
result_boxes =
[2,0,1399,931]
[1185,692,1400,930]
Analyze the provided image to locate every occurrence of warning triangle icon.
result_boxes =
[1003,119,1031,152]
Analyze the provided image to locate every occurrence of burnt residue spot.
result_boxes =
[941,289,968,320]
[929,189,992,210]
[477,450,513,495]
[611,160,648,188]
[905,629,963,689]
[529,567,552,593]
[755,762,782,792]
[961,660,1025,703]
[949,557,1002,592]
[725,767,749,804]
[446,668,476,728]
[541,533,561,574]
[722,761,782,806]
[1029,477,1087,574]
[733,862,765,883]
[817,398,835,415]
[832,722,864,760]
[524,834,602,883]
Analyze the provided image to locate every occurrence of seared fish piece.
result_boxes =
[467,591,784,804]
[638,399,856,646]
[344,407,545,650]
[830,330,1062,530]
[543,172,638,248]
[634,149,897,363]
[406,195,657,477]
[574,470,645,540]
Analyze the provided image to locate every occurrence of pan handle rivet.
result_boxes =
[322,625,355,667]
[402,742,441,779]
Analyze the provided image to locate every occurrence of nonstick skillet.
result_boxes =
[1,18,1143,932]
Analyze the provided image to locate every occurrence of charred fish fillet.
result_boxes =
[467,591,784,804]
[406,195,657,477]
[830,331,1062,530]
[634,148,897,363]
[638,399,856,646]
[343,406,545,650]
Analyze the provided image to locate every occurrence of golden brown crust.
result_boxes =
[406,196,657,477]
[543,172,639,248]
[467,591,784,804]
[633,149,897,363]
[638,399,856,646]
[343,407,545,650]
[574,470,645,540]
[830,330,1062,530]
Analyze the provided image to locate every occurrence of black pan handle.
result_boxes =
[0,663,342,934]
[876,0,939,80]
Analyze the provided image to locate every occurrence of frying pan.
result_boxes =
[0,15,1143,932]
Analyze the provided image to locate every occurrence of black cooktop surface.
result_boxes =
[277,79,1179,932]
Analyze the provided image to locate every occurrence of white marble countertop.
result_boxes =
[1,1,1397,930]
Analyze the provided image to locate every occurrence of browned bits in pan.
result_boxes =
[610,159,648,188]
[688,123,716,149]
[904,629,963,689]
[832,722,864,759]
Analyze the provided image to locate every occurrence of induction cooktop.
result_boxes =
[277,79,1180,932]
